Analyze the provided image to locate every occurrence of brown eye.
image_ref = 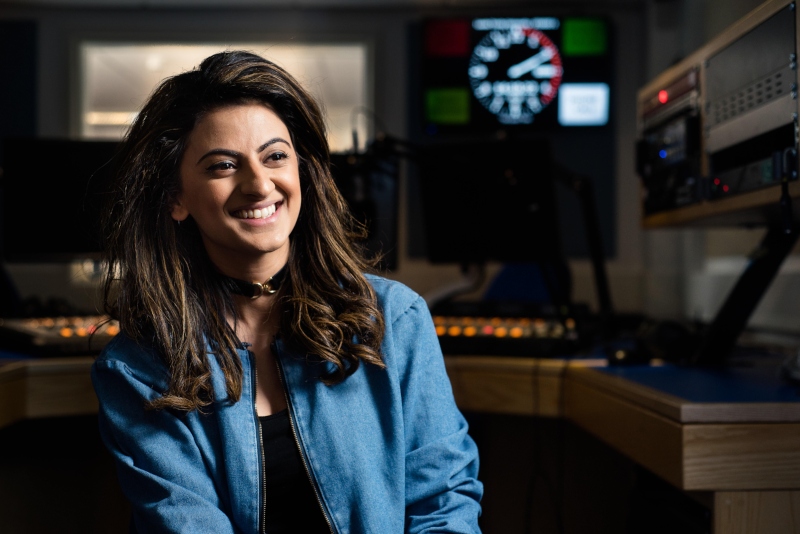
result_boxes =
[207,161,235,171]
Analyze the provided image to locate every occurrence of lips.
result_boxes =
[233,202,279,219]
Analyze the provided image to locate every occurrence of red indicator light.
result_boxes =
[713,178,721,186]
[723,185,730,192]
[658,90,669,104]
[482,325,494,335]
[425,20,470,57]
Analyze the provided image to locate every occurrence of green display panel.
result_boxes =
[425,88,471,124]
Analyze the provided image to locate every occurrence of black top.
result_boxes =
[258,409,330,533]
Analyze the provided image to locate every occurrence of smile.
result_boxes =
[233,203,278,219]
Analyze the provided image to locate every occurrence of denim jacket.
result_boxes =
[92,275,482,533]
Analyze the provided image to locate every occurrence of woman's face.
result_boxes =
[172,103,301,275]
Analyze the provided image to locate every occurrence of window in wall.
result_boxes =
[80,43,369,153]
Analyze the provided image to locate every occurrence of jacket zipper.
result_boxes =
[274,352,335,534]
[249,350,268,534]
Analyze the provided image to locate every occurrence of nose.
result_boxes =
[239,163,275,198]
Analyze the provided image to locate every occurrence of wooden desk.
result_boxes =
[447,355,800,534]
[564,364,800,534]
[1,355,589,426]
[4,355,799,533]
[444,355,606,417]
[2,354,585,426]
[0,357,96,429]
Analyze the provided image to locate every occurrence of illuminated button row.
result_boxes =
[7,315,120,339]
[57,323,120,338]
[433,316,577,340]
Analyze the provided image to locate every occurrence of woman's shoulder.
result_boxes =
[364,274,429,326]
[93,330,171,387]
[366,274,425,319]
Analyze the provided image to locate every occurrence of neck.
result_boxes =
[234,293,282,345]
[209,245,290,285]
[236,290,280,321]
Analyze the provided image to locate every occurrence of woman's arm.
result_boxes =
[92,355,237,534]
[391,295,483,533]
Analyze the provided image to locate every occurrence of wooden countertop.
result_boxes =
[0,353,605,427]
[4,354,800,493]
[444,355,606,417]
[0,357,97,429]
[4,352,799,533]
[564,364,800,492]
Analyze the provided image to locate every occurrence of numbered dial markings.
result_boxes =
[468,27,563,124]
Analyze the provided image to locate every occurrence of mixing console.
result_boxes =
[0,315,119,356]
[0,310,584,358]
[433,314,582,357]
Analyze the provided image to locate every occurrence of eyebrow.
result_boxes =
[195,137,292,165]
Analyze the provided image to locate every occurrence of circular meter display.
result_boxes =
[468,26,564,125]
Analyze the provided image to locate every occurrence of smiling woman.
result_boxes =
[90,51,482,533]
[172,105,302,277]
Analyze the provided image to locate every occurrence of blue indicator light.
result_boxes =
[659,149,668,159]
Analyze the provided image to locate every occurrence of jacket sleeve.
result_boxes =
[391,295,483,533]
[92,357,237,534]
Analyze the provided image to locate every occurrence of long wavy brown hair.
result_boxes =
[102,50,385,411]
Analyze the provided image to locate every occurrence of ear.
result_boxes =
[170,197,189,222]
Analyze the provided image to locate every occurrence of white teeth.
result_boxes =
[235,204,278,219]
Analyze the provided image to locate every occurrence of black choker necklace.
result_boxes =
[222,265,288,299]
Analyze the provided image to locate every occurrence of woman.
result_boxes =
[91,50,482,534]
